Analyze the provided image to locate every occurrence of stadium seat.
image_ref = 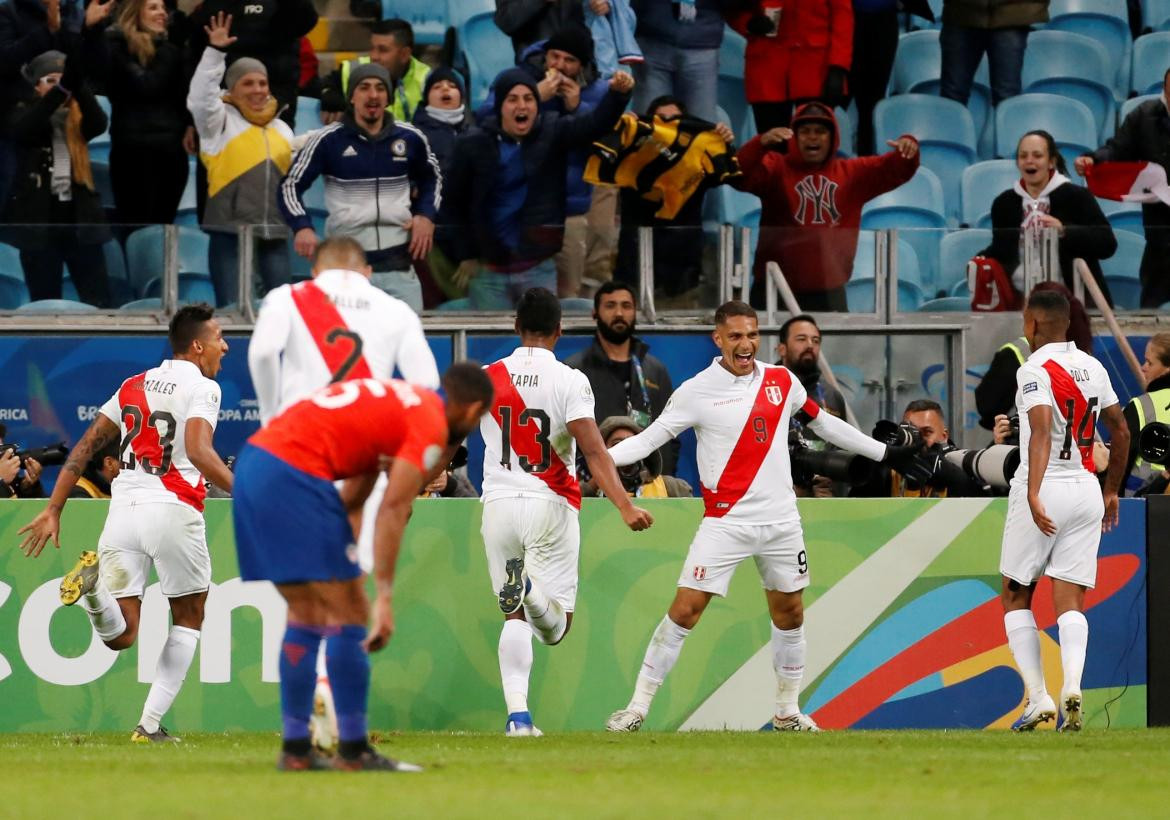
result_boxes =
[458,13,515,109]
[120,297,163,311]
[125,225,211,297]
[1145,0,1170,30]
[717,31,753,139]
[873,95,977,223]
[1045,0,1133,101]
[845,277,926,311]
[0,276,29,309]
[447,0,494,28]
[1104,276,1142,308]
[1100,230,1145,279]
[436,297,471,310]
[385,0,450,45]
[91,159,115,210]
[1098,198,1145,235]
[561,298,593,312]
[60,277,79,301]
[1132,33,1170,95]
[861,167,945,289]
[295,96,321,135]
[102,239,127,282]
[918,296,972,311]
[938,229,992,297]
[994,94,1096,174]
[850,230,925,310]
[16,299,99,312]
[0,242,21,279]
[1022,30,1115,140]
[960,160,1018,228]
[834,106,855,157]
[143,272,217,304]
[1120,94,1159,122]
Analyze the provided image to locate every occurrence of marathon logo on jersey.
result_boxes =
[765,385,784,405]
[693,566,707,581]
[1023,381,1039,395]
[793,175,841,225]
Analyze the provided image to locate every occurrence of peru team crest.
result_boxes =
[765,385,784,405]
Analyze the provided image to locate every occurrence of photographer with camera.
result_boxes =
[0,424,51,499]
[581,416,693,499]
[1123,332,1170,496]
[66,439,119,499]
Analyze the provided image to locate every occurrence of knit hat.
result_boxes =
[224,56,268,91]
[491,67,539,117]
[347,61,391,99]
[22,50,65,84]
[422,66,466,103]
[544,26,594,66]
[598,415,663,478]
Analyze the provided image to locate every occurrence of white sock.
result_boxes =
[522,579,567,646]
[139,625,199,733]
[627,616,691,716]
[498,619,533,715]
[1004,609,1047,702]
[1057,610,1089,695]
[771,624,806,717]
[81,582,126,642]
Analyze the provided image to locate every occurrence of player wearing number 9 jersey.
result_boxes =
[479,288,654,737]
[999,289,1129,733]
[18,305,235,744]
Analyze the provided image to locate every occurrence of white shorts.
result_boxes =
[98,501,210,599]
[678,518,809,597]
[1000,479,1104,589]
[481,497,580,611]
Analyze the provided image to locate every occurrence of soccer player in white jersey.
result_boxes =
[480,288,654,736]
[999,288,1129,732]
[604,301,910,733]
[247,235,439,750]
[19,305,235,742]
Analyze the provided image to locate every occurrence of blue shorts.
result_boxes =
[232,443,361,585]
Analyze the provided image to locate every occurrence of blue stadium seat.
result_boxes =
[960,160,1018,228]
[0,276,29,309]
[938,229,991,296]
[1145,0,1170,30]
[995,94,1096,174]
[447,0,494,27]
[1120,94,1159,122]
[850,230,925,310]
[834,106,855,157]
[120,297,163,311]
[1022,30,1115,140]
[125,225,211,297]
[16,299,99,312]
[295,96,321,135]
[143,272,217,304]
[720,27,745,78]
[861,167,945,289]
[1132,33,1170,95]
[717,30,752,137]
[845,278,926,311]
[384,0,449,45]
[873,95,977,224]
[561,298,593,312]
[102,239,127,281]
[91,159,115,210]
[1100,230,1145,280]
[436,297,471,310]
[1097,198,1145,235]
[918,296,972,311]
[1045,0,1133,101]
[1104,276,1142,308]
[458,12,515,109]
[0,242,21,280]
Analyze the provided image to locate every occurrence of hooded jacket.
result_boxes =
[734,103,918,292]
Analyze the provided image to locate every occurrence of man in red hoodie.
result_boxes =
[736,103,919,310]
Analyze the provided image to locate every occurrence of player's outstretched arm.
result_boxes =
[186,418,234,493]
[1099,403,1130,532]
[1026,405,1056,536]
[806,411,887,461]
[17,415,119,557]
[366,457,425,651]
[568,418,653,531]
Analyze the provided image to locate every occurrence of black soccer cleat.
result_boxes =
[498,556,527,615]
[332,747,422,772]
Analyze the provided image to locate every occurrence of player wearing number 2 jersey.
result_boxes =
[1000,289,1129,733]
[19,305,235,744]
[479,288,654,737]
[604,301,905,734]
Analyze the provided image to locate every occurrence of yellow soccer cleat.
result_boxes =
[130,725,181,743]
[59,551,99,606]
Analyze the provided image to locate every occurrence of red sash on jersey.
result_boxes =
[486,361,582,510]
[289,281,373,382]
[119,374,205,511]
[701,367,793,517]
[1042,359,1096,472]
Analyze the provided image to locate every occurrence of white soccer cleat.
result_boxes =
[772,712,820,732]
[1059,690,1083,732]
[310,678,339,754]
[605,708,645,733]
[1011,693,1057,731]
[504,711,543,737]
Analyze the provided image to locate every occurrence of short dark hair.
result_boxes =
[1017,130,1068,176]
[442,362,494,407]
[516,287,562,336]
[370,18,413,48]
[645,94,685,118]
[904,398,944,418]
[778,313,819,344]
[1026,287,1071,323]
[593,280,636,311]
[169,303,215,354]
[714,300,757,325]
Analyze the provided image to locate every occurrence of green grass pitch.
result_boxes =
[3,729,1169,817]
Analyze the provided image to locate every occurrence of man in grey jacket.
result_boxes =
[939,0,1049,106]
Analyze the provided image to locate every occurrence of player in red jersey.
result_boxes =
[232,363,493,771]
[19,304,234,743]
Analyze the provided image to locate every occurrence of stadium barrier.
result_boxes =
[0,497,1148,732]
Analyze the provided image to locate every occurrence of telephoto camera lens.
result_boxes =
[1139,421,1170,465]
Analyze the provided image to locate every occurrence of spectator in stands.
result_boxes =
[188,12,293,306]
[609,95,737,298]
[320,19,430,126]
[566,280,678,474]
[627,0,723,122]
[726,0,853,134]
[185,0,317,128]
[297,36,320,98]
[443,67,633,308]
[5,48,112,307]
[938,0,1047,107]
[279,62,440,312]
[104,0,191,227]
[495,0,586,60]
[583,415,693,497]
[1076,70,1170,308]
[979,131,1115,305]
[1122,332,1170,495]
[734,103,918,310]
[67,437,119,498]
[0,424,46,499]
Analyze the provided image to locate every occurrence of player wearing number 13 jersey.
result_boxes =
[479,288,654,737]
[18,305,235,744]
[999,289,1129,733]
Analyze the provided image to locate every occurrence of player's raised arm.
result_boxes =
[1099,403,1130,532]
[18,414,120,557]
[365,456,425,651]
[568,418,653,531]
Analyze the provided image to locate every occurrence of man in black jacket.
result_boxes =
[495,0,585,61]
[1076,67,1170,308]
[565,281,678,474]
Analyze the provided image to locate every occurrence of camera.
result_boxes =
[872,420,923,450]
[788,429,874,487]
[943,444,1020,490]
[1139,421,1170,465]
[2,441,68,467]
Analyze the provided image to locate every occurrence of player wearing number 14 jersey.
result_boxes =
[999,289,1129,732]
[480,288,654,737]
[18,305,235,743]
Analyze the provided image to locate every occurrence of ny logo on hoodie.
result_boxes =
[793,175,841,225]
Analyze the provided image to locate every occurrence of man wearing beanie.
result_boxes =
[443,66,634,309]
[279,59,441,312]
